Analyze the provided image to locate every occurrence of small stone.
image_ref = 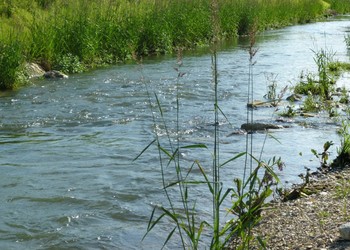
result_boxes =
[339,222,350,240]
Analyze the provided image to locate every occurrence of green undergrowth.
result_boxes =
[0,0,348,90]
[290,47,350,115]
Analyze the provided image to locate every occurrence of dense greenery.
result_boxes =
[0,0,348,89]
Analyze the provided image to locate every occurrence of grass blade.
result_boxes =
[220,152,246,168]
[133,139,156,161]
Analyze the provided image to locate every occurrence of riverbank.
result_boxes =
[1,0,350,90]
[228,167,350,249]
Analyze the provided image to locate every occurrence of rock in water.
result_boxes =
[25,63,45,78]
[44,70,68,79]
[286,94,302,102]
[241,123,283,131]
[339,222,350,240]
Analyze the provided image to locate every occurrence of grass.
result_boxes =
[0,0,347,89]
[136,9,283,249]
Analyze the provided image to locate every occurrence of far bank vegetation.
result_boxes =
[0,0,350,89]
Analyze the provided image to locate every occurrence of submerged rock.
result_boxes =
[227,129,247,136]
[339,222,350,240]
[286,94,303,102]
[241,123,283,131]
[44,70,68,79]
[247,100,273,108]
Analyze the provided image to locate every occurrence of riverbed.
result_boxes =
[1,16,350,249]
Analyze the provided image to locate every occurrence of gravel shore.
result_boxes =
[228,168,350,249]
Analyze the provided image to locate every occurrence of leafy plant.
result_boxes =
[294,71,320,95]
[311,141,334,168]
[335,178,350,200]
[332,121,350,169]
[279,106,296,118]
[227,156,282,249]
[55,53,85,74]
[264,73,287,107]
[302,92,320,113]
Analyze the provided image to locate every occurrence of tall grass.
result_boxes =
[326,0,350,14]
[137,2,283,249]
[0,39,24,90]
[0,0,345,89]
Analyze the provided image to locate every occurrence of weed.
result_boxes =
[339,87,349,104]
[294,71,320,96]
[55,53,85,74]
[279,106,296,118]
[311,48,336,100]
[332,121,350,169]
[345,34,350,49]
[227,157,282,249]
[311,141,334,168]
[335,179,350,200]
[317,210,330,226]
[302,92,320,113]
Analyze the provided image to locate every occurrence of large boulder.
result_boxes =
[241,123,284,131]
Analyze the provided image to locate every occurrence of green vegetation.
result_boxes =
[292,48,350,115]
[325,0,350,14]
[332,122,350,169]
[294,49,336,99]
[0,0,348,89]
[136,14,283,248]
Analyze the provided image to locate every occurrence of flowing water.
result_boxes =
[1,16,350,249]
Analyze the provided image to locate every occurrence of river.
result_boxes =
[1,16,350,249]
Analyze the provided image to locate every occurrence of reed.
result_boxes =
[137,5,283,249]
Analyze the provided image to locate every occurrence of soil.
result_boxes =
[228,167,350,250]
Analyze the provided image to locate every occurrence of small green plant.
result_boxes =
[338,86,349,104]
[55,53,85,74]
[227,157,282,249]
[317,210,330,227]
[335,179,350,200]
[279,106,296,117]
[264,73,278,101]
[311,141,334,168]
[264,73,288,107]
[294,71,320,95]
[331,121,350,169]
[334,178,350,221]
[345,34,350,49]
[302,92,320,113]
[312,48,337,100]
